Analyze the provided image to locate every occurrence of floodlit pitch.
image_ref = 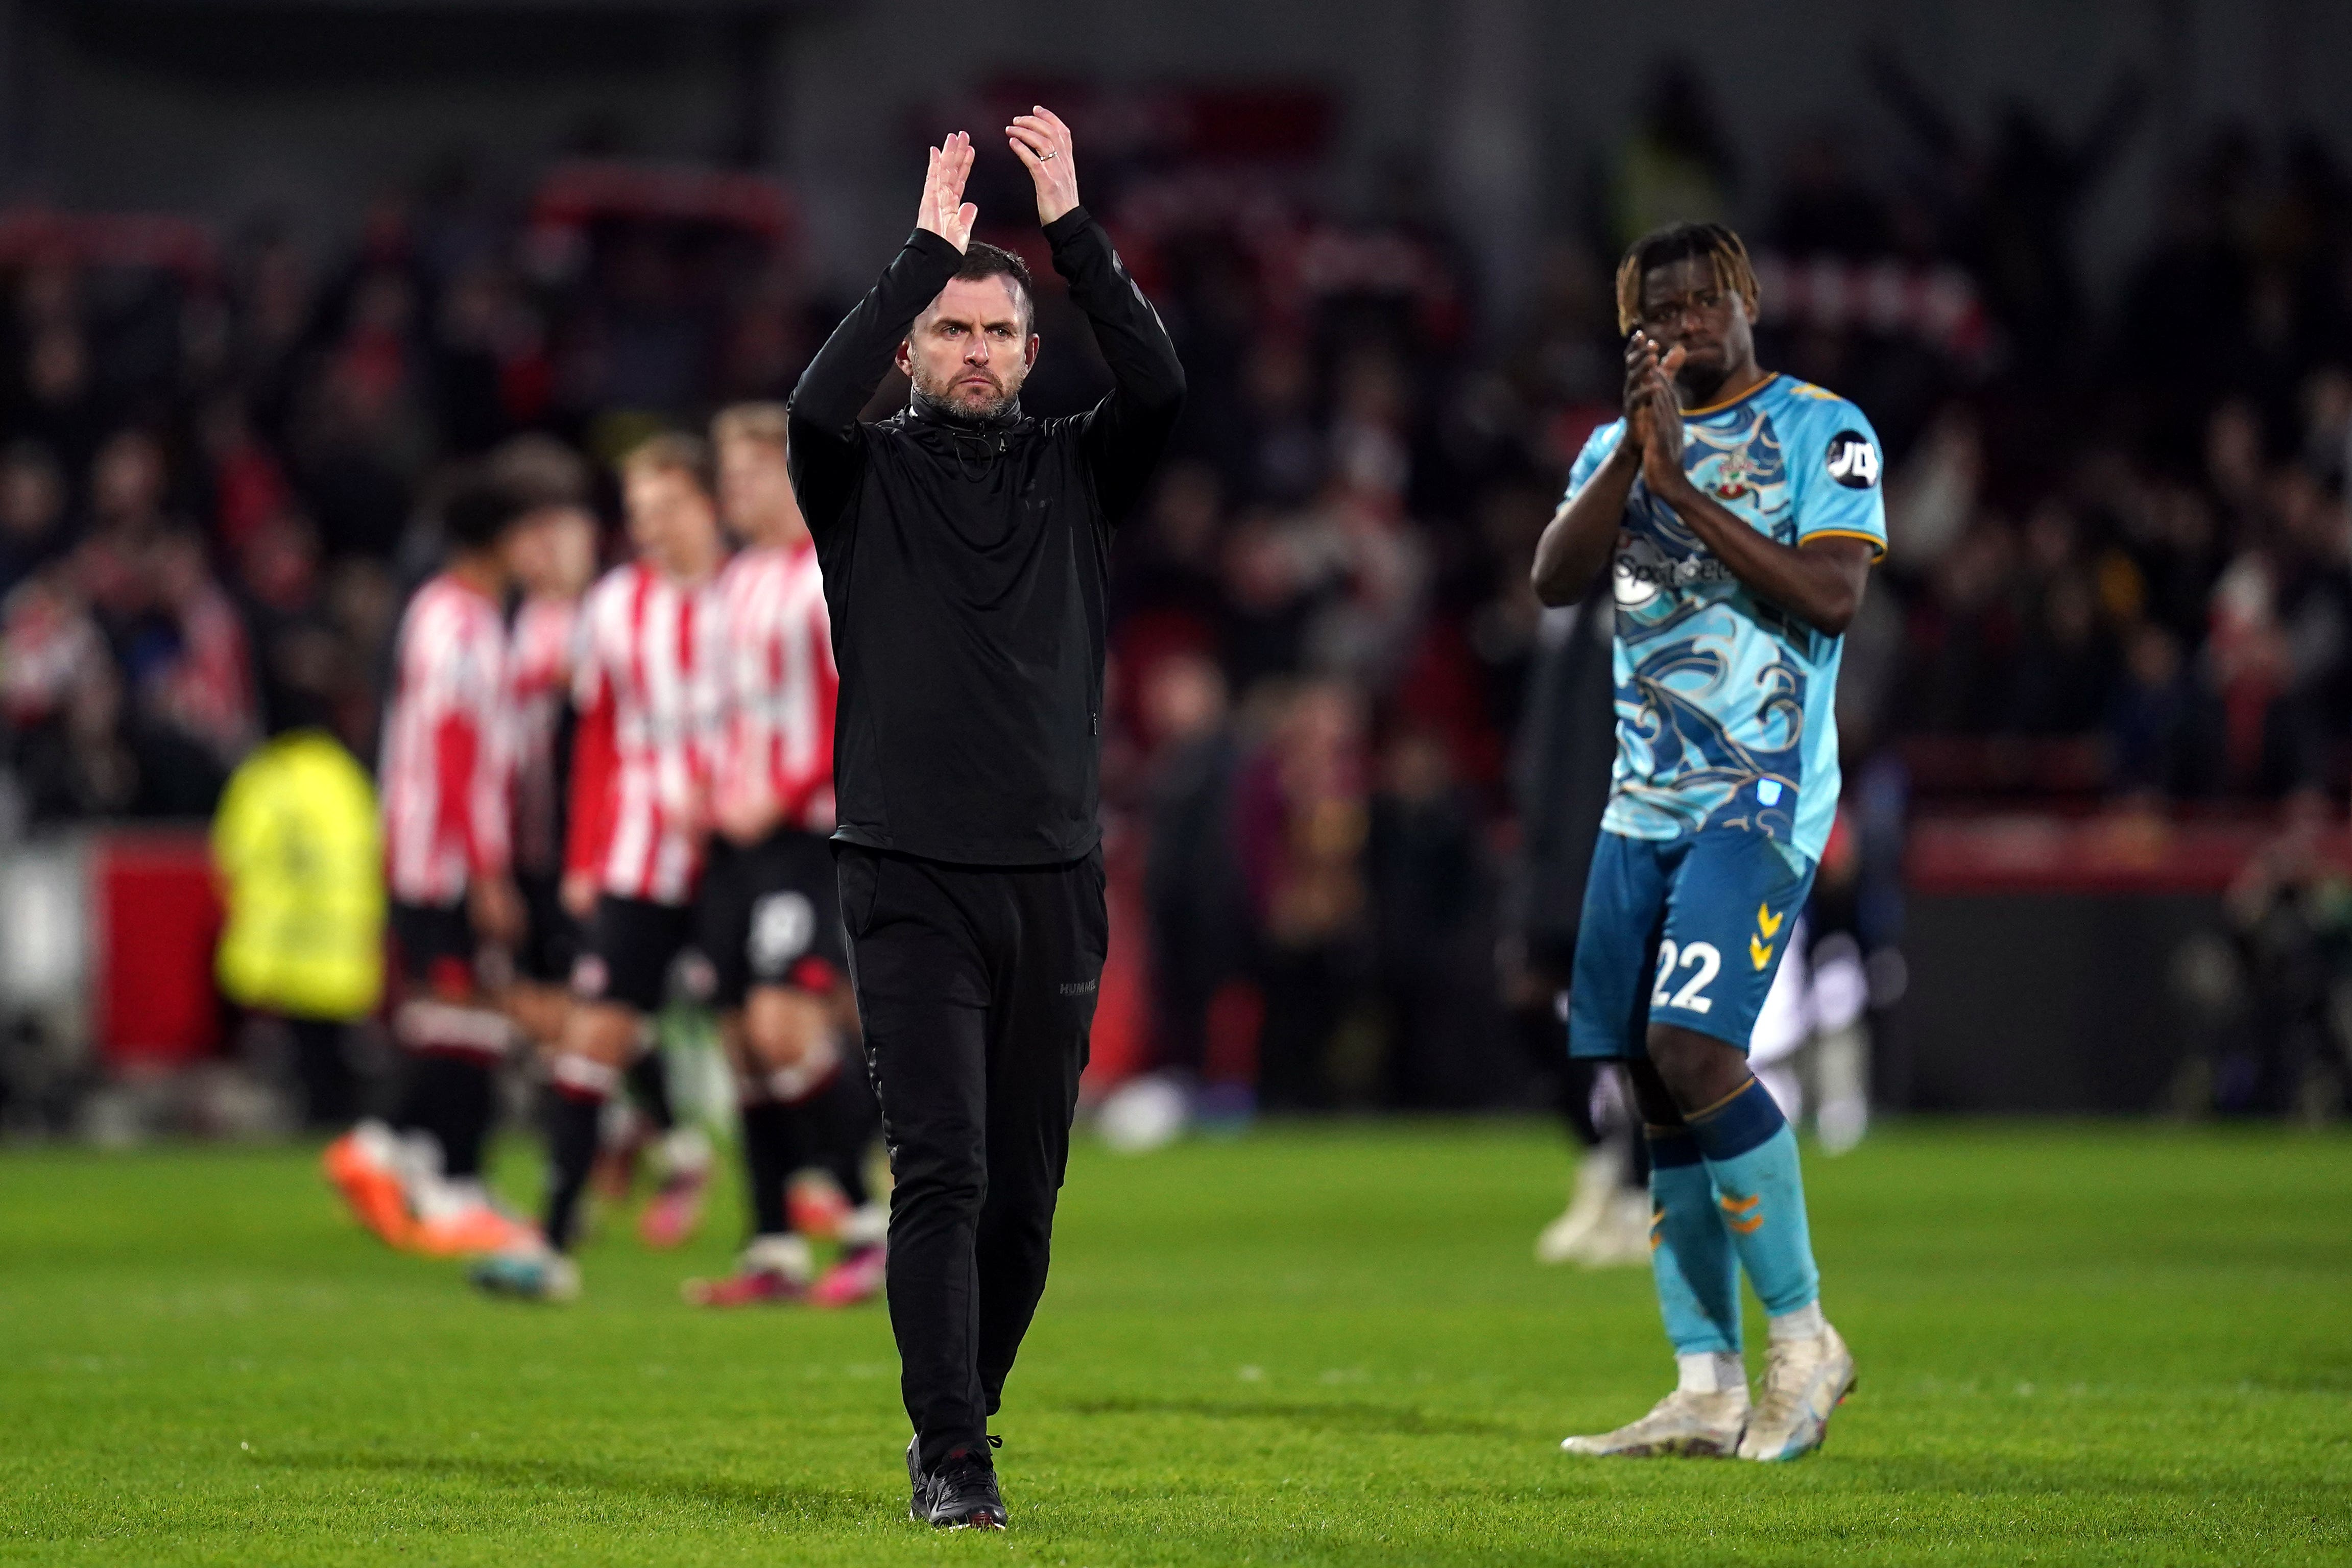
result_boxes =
[1,1122,2345,1565]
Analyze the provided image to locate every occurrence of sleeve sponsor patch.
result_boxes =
[1825,429,1879,489]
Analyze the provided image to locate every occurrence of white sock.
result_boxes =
[1769,1300,1826,1343]
[839,1201,889,1250]
[410,1175,489,1222]
[659,1125,713,1177]
[741,1232,814,1284]
[1676,1351,1747,1395]
[440,1177,490,1209]
[393,1130,444,1193]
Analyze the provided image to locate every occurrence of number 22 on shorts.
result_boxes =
[1651,940,1720,1016]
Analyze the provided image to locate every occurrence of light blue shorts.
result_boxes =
[1567,827,1816,1059]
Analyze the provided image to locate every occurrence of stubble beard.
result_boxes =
[913,365,1020,422]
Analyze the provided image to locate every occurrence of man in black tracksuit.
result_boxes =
[786,115,1183,1530]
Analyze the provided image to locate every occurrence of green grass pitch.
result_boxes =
[2,1121,2347,1565]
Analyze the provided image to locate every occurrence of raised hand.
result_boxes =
[1006,106,1080,226]
[916,131,978,253]
[1623,331,1662,452]
[1638,343,1690,497]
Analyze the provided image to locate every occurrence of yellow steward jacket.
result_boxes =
[212,730,385,1022]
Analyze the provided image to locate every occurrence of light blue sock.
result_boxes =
[1688,1078,1820,1317]
[1645,1127,1742,1354]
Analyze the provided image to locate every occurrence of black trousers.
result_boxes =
[834,843,1106,1470]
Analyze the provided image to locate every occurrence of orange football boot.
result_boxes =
[322,1126,412,1248]
[409,1204,538,1258]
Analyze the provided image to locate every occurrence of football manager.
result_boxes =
[786,111,1183,1530]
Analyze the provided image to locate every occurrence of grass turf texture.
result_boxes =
[1,1123,2347,1566]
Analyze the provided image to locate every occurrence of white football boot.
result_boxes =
[1737,1323,1856,1461]
[1536,1148,1624,1264]
[1573,1190,1657,1268]
[1561,1388,1749,1458]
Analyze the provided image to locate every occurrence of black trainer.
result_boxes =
[904,1437,925,1522]
[918,1439,1006,1531]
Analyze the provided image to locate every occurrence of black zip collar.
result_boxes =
[904,392,1029,474]
[905,392,1026,434]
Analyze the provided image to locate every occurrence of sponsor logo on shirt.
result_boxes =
[1613,534,1736,610]
[1825,430,1879,489]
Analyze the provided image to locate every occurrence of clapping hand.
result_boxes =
[1006,106,1079,226]
[916,131,978,253]
[1627,331,1689,498]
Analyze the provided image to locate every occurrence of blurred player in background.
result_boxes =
[488,438,714,1246]
[1532,222,1880,1462]
[471,433,728,1301]
[596,1008,717,1246]
[488,436,599,1068]
[681,404,885,1309]
[324,469,534,1258]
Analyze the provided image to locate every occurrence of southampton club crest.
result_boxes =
[1706,446,1763,502]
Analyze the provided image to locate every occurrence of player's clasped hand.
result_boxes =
[1625,329,1689,497]
[1623,330,1660,450]
[1006,107,1080,226]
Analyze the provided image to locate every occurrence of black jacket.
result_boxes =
[788,209,1184,865]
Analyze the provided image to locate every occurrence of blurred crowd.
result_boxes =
[2,62,2348,1110]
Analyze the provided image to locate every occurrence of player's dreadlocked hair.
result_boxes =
[1613,222,1760,334]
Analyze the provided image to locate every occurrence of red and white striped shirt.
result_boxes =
[508,593,579,875]
[713,540,837,834]
[381,573,513,905]
[565,559,728,905]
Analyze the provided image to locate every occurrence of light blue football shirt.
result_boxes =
[1561,373,1887,864]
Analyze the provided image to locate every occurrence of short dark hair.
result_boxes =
[442,466,521,552]
[486,433,591,513]
[618,430,716,498]
[949,242,1036,333]
[1615,222,1760,334]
